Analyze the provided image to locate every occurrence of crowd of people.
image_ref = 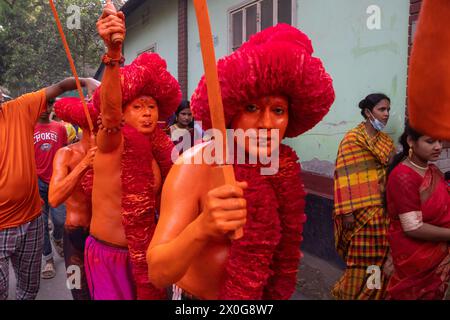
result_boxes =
[0,2,449,301]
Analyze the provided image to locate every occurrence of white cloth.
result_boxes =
[399,211,423,232]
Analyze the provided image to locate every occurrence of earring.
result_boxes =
[408,146,413,159]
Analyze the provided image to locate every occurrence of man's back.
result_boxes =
[51,142,92,227]
[0,90,47,229]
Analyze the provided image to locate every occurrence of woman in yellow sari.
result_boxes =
[332,93,395,300]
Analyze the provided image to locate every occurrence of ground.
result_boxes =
[5,248,450,300]
[6,247,343,300]
[7,246,72,300]
[292,252,343,300]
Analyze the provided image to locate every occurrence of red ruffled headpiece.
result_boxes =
[54,97,99,130]
[191,24,335,138]
[93,52,181,121]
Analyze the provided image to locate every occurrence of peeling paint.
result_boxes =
[352,41,399,58]
[301,158,335,177]
[389,75,398,98]
[322,121,351,127]
[301,131,352,137]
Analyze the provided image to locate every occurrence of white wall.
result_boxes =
[124,0,179,78]
[124,0,410,175]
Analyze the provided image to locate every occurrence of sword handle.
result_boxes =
[212,165,244,240]
[105,0,124,46]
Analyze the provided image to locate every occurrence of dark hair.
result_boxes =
[445,171,450,181]
[169,100,194,128]
[387,124,423,178]
[358,93,390,119]
[175,100,190,116]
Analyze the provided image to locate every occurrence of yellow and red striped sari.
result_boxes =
[332,122,394,300]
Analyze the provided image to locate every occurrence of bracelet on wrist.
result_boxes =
[97,113,125,134]
[102,53,125,66]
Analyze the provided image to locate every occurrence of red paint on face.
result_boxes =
[231,95,289,157]
[123,96,158,136]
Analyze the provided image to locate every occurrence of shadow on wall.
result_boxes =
[301,193,345,270]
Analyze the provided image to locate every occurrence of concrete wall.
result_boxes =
[186,0,410,176]
[288,0,409,175]
[302,194,345,268]
[186,0,240,95]
[123,0,410,176]
[124,0,178,79]
[437,148,450,174]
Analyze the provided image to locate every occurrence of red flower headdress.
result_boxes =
[93,52,181,121]
[191,23,335,137]
[54,97,99,130]
[189,24,335,299]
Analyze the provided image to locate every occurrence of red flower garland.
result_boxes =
[218,144,306,299]
[151,127,177,180]
[81,126,175,299]
[120,125,167,300]
[264,146,306,299]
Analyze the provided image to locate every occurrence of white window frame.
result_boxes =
[228,0,297,53]
[137,43,157,57]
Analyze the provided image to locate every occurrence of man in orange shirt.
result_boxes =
[0,77,99,300]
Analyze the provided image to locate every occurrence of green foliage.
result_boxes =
[0,0,105,96]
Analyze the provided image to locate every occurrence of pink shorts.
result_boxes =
[84,235,136,300]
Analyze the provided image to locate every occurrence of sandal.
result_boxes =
[41,261,56,279]
[48,220,54,234]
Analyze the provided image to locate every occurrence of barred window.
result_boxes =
[230,0,295,52]
[137,43,157,57]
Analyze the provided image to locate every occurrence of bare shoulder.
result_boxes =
[164,142,214,193]
[174,142,213,172]
[63,142,87,161]
[54,145,74,161]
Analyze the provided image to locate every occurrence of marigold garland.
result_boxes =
[218,144,306,299]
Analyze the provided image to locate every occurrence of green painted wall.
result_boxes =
[186,0,409,175]
[123,0,178,80]
[288,0,409,173]
[187,0,240,95]
[125,0,409,176]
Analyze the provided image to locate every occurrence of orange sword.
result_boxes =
[193,0,243,240]
[48,0,94,132]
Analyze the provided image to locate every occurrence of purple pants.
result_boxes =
[84,235,136,300]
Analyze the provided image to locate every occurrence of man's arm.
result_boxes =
[147,160,247,288]
[49,146,96,207]
[45,77,100,104]
[95,9,126,153]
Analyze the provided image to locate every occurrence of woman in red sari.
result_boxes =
[386,125,450,300]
